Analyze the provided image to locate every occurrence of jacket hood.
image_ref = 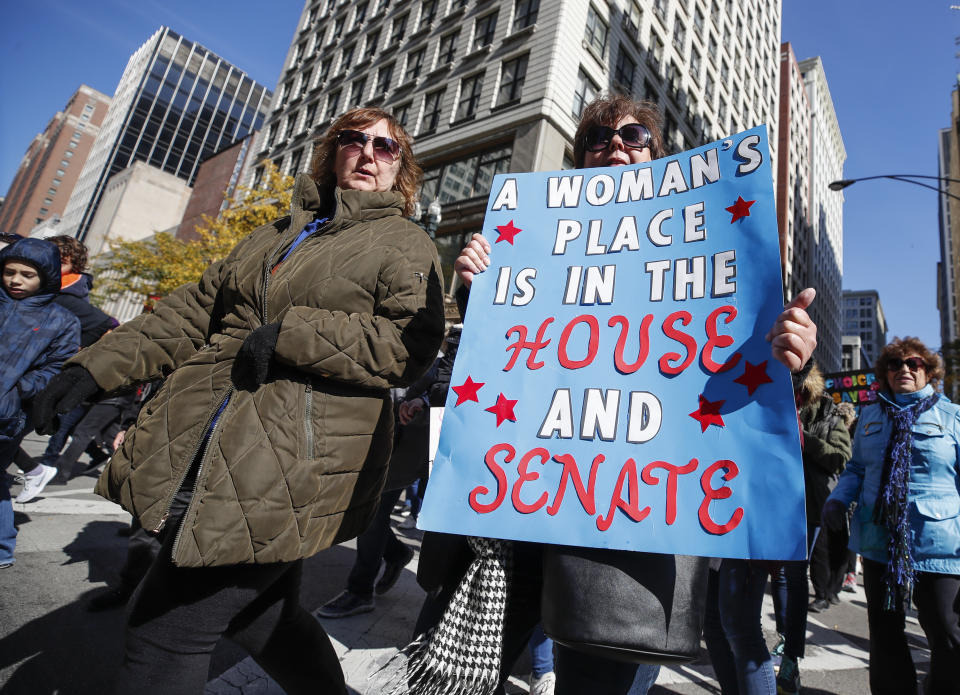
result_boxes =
[799,361,825,404]
[61,272,93,298]
[290,174,406,227]
[1,237,62,298]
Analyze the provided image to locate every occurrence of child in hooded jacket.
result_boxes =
[0,238,80,567]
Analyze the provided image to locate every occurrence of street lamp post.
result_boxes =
[828,174,960,202]
[410,197,442,237]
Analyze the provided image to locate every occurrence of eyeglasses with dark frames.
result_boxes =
[584,123,652,152]
[336,129,401,161]
[886,357,925,372]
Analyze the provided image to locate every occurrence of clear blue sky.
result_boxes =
[1,1,957,352]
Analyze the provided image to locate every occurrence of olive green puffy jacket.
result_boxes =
[72,175,445,567]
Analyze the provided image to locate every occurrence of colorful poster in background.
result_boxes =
[419,126,807,561]
[824,369,881,409]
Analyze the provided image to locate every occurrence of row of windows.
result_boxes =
[267,53,529,150]
[280,0,537,108]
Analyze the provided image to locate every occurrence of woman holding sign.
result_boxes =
[31,107,446,694]
[823,338,960,695]
[448,94,818,695]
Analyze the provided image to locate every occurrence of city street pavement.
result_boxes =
[2,432,933,694]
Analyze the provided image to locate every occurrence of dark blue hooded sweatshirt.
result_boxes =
[0,238,81,440]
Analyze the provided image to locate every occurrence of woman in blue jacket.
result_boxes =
[822,337,960,695]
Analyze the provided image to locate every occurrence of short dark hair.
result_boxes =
[49,235,89,273]
[573,93,665,168]
[875,336,944,391]
[309,106,421,216]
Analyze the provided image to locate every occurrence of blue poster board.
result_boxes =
[419,126,807,561]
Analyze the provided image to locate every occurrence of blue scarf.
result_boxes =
[873,388,939,608]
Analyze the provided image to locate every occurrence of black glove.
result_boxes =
[820,499,848,533]
[33,367,100,435]
[232,322,281,390]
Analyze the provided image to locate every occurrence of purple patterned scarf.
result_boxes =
[873,391,939,609]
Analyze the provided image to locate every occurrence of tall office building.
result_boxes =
[842,289,887,367]
[938,78,960,349]
[60,27,272,242]
[776,43,811,301]
[245,0,782,278]
[0,85,111,237]
[796,56,845,371]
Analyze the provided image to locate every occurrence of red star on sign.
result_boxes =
[726,196,756,223]
[485,392,518,427]
[733,360,774,395]
[689,395,726,432]
[495,220,522,244]
[452,376,484,406]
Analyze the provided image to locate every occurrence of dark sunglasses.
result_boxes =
[335,129,401,161]
[887,357,925,372]
[584,123,652,152]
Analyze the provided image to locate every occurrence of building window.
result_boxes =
[365,29,380,60]
[584,6,608,57]
[614,46,635,92]
[420,0,438,29]
[56,169,65,177]
[319,58,332,82]
[48,188,57,196]
[339,43,355,74]
[625,1,642,34]
[513,0,539,31]
[708,35,718,60]
[376,62,394,93]
[456,72,484,120]
[289,147,304,175]
[305,101,319,128]
[53,178,62,185]
[673,20,686,48]
[649,32,664,71]
[498,54,528,104]
[354,1,368,27]
[300,69,313,97]
[704,72,714,103]
[81,113,90,121]
[39,208,49,215]
[44,197,54,205]
[405,46,426,81]
[690,48,701,80]
[720,59,729,83]
[394,101,412,128]
[474,11,498,50]
[694,7,705,34]
[68,140,77,148]
[419,144,512,206]
[572,68,598,118]
[285,112,298,139]
[61,160,69,167]
[267,123,278,146]
[423,88,445,131]
[438,30,459,64]
[391,13,408,44]
[84,104,94,112]
[330,14,344,43]
[325,89,342,121]
[350,77,367,105]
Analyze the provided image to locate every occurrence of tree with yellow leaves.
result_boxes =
[94,161,294,309]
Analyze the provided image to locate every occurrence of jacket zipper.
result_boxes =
[304,384,314,459]
[153,389,232,533]
[169,388,232,558]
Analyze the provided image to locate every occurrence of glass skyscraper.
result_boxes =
[61,27,271,241]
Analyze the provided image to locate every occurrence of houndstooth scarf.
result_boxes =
[383,536,512,695]
[873,391,939,609]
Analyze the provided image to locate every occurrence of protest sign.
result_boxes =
[824,369,880,409]
[419,126,807,561]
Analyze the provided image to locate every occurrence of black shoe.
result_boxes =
[828,594,841,605]
[87,585,134,612]
[375,544,415,595]
[317,590,374,618]
[808,597,831,613]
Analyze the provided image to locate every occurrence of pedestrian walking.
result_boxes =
[0,238,81,567]
[823,337,960,695]
[32,106,446,694]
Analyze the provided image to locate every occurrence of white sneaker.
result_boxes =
[530,671,556,695]
[15,464,57,503]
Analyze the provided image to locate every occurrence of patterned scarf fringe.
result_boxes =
[873,393,938,610]
[375,537,512,695]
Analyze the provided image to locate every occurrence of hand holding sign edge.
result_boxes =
[766,287,817,373]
